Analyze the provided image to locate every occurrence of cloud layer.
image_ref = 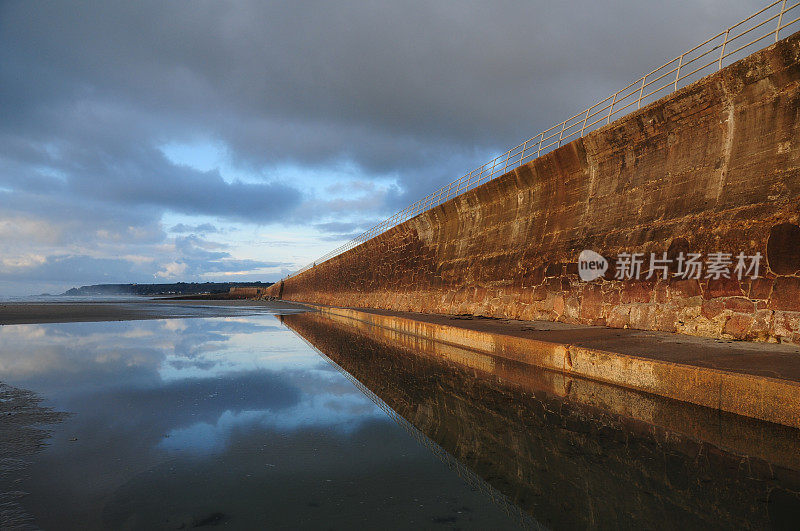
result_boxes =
[0,0,765,293]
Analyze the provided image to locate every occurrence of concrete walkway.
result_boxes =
[309,305,800,429]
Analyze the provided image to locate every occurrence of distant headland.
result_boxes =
[61,281,273,297]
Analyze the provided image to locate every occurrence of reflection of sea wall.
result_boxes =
[282,312,800,529]
[308,309,800,470]
[270,32,800,344]
[314,306,800,429]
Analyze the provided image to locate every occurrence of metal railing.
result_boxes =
[290,1,799,278]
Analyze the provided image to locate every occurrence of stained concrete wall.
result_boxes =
[269,32,800,343]
[229,286,269,297]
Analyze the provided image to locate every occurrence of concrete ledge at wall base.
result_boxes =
[309,304,800,430]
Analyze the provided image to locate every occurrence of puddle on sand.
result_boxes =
[0,315,524,530]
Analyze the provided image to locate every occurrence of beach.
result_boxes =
[0,298,309,325]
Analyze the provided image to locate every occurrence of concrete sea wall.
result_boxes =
[229,286,270,298]
[269,32,800,343]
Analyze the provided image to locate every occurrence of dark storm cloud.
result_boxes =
[315,222,363,234]
[0,0,767,288]
[313,222,372,242]
[1,0,764,188]
[0,252,283,284]
[0,232,287,284]
[169,223,219,234]
[0,255,145,283]
[0,189,165,246]
[0,118,301,223]
[170,235,290,276]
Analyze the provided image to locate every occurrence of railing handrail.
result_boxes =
[287,1,799,279]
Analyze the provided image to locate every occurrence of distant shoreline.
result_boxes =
[60,281,273,298]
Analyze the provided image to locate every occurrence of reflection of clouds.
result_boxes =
[0,322,169,393]
[161,319,186,332]
[164,317,289,364]
[0,335,163,389]
[0,315,384,458]
[4,314,527,529]
[0,314,395,499]
[0,323,48,340]
[6,314,499,529]
[88,370,304,434]
[168,358,219,371]
[119,328,156,339]
[0,317,300,393]
[160,387,383,455]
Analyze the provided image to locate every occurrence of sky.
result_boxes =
[0,0,768,296]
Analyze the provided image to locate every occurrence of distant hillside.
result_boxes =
[62,282,273,297]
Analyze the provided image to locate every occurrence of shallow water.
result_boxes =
[0,313,524,529]
[281,311,800,530]
[2,308,799,530]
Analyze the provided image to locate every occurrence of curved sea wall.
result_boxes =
[269,32,800,344]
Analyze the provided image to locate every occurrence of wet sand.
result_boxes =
[0,299,310,325]
[0,299,312,529]
[0,383,69,528]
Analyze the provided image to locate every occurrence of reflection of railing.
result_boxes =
[290,1,800,278]
[289,329,542,529]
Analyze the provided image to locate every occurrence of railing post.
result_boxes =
[557,121,567,147]
[487,157,497,181]
[719,28,730,70]
[502,148,512,173]
[463,169,475,193]
[674,54,684,91]
[461,172,471,194]
[776,0,787,42]
[637,74,646,109]
[518,139,528,166]
[579,107,591,137]
[422,192,433,211]
[478,162,489,184]
[453,173,464,195]
[536,131,544,157]
[472,166,484,190]
[446,179,456,200]
[607,91,618,124]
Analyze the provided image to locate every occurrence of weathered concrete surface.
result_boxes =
[228,286,270,298]
[269,31,800,344]
[308,304,800,428]
[282,311,800,529]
